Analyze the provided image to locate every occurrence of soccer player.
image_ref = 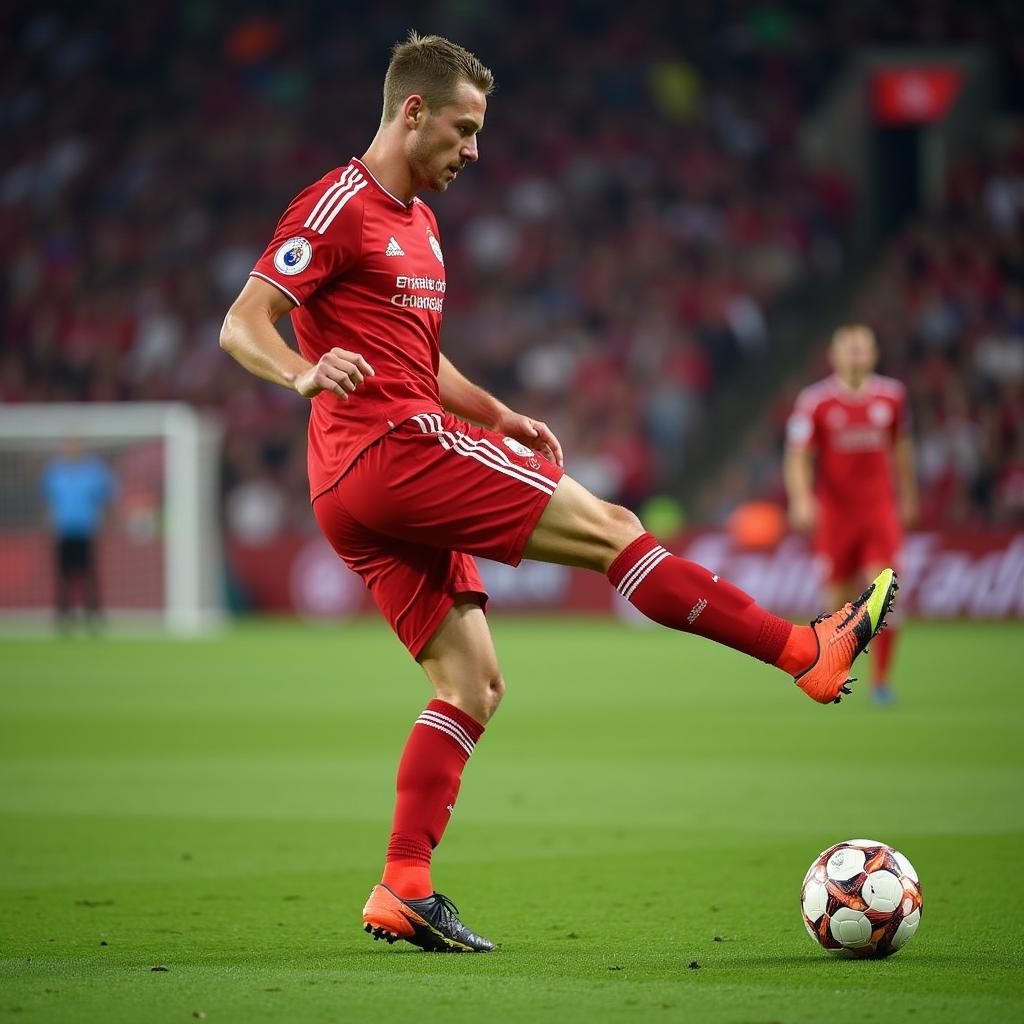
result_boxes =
[784,325,918,704]
[220,33,898,953]
[41,438,117,630]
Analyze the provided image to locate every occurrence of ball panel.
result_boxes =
[890,908,922,950]
[829,907,872,947]
[827,883,868,913]
[817,915,844,950]
[893,849,919,884]
[863,845,890,873]
[825,846,866,881]
[802,880,828,923]
[863,869,902,914]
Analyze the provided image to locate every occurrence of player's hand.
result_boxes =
[294,349,375,400]
[789,495,817,533]
[495,410,563,468]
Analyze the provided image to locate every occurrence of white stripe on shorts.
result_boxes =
[446,432,555,495]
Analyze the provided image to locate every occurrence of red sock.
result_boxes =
[608,533,816,673]
[872,627,896,689]
[381,699,484,899]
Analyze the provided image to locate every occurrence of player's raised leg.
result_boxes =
[362,598,497,952]
[524,476,898,704]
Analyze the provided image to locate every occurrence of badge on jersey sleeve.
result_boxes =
[274,236,313,275]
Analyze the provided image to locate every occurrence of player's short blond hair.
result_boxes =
[382,31,494,123]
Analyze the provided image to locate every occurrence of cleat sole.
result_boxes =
[365,923,400,944]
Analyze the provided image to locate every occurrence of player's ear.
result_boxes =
[402,95,427,130]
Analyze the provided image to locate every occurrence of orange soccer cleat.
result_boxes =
[362,883,495,952]
[794,569,899,705]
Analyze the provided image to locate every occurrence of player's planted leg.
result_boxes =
[363,600,499,952]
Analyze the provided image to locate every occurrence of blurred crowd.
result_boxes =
[716,146,1024,528]
[2,2,1023,541]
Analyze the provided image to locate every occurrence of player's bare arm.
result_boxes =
[783,442,817,532]
[437,353,563,466]
[895,435,919,526]
[220,277,374,400]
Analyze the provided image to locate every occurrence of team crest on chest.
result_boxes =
[426,227,444,266]
[868,400,893,426]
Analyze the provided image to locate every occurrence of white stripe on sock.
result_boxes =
[621,550,671,600]
[617,546,668,597]
[416,714,475,756]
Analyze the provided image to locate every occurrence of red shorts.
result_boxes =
[814,507,902,585]
[312,411,564,658]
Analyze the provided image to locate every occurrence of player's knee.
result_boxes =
[468,669,505,722]
[599,502,644,560]
[606,502,643,536]
[482,671,506,719]
[435,668,505,723]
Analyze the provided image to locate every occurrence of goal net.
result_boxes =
[0,403,224,633]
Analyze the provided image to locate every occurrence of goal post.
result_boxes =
[0,402,225,633]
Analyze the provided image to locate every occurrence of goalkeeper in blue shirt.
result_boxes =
[41,439,117,630]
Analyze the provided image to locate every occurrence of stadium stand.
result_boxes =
[2,2,1022,540]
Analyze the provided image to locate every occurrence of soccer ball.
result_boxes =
[800,839,922,958]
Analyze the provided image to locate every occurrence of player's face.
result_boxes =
[409,80,486,193]
[831,328,877,383]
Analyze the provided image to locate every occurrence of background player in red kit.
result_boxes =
[220,33,898,953]
[785,325,919,704]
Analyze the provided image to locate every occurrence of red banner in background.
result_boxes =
[228,530,1024,621]
[871,67,964,125]
[0,530,163,610]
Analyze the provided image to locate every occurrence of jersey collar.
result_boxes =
[830,372,876,401]
[351,158,412,210]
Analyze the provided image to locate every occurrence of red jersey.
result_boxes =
[251,158,447,499]
[786,373,908,513]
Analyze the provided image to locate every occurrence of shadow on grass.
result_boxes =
[724,950,1021,972]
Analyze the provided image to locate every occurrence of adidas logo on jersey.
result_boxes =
[385,236,405,257]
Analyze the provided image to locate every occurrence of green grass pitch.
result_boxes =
[2,617,1023,1023]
